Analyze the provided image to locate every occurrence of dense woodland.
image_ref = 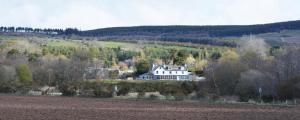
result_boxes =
[202,36,300,102]
[0,33,299,102]
[1,20,300,102]
[82,20,300,37]
[79,20,300,46]
[0,35,227,97]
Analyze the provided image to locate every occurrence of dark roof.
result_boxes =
[152,64,187,71]
[139,72,153,76]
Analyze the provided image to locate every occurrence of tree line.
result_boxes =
[81,20,300,37]
[1,34,300,102]
[77,20,300,47]
[2,20,300,47]
[0,26,79,35]
[200,36,300,102]
[0,36,225,95]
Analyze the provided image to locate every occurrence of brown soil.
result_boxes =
[0,95,299,120]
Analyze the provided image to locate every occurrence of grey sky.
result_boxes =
[1,0,300,30]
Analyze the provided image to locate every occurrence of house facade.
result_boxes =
[138,64,192,81]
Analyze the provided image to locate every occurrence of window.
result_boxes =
[163,71,165,74]
[156,71,158,74]
[182,71,184,74]
[169,71,172,74]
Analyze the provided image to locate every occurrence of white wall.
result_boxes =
[152,66,189,75]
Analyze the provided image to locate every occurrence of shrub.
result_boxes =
[158,83,180,96]
[135,82,156,93]
[93,84,113,98]
[117,83,131,96]
[16,64,33,85]
[135,60,150,75]
[137,92,145,98]
[59,82,78,96]
[7,49,20,58]
[109,70,119,79]
[276,76,300,100]
[15,64,33,93]
[28,53,40,62]
[276,84,293,100]
[262,95,275,103]
[147,94,160,100]
[235,82,257,102]
[81,80,199,100]
[181,81,197,95]
[0,81,17,93]
[196,81,211,98]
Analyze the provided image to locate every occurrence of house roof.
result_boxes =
[139,72,153,76]
[152,64,187,71]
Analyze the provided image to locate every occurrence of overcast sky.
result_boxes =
[1,0,300,30]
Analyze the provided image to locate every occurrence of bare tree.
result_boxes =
[0,65,16,81]
[275,46,300,81]
[235,69,276,101]
[238,35,270,70]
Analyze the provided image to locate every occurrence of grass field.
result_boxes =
[0,34,231,58]
[0,95,299,120]
[47,40,80,48]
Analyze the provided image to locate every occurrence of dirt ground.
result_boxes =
[0,95,299,120]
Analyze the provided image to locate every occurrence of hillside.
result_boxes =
[1,20,300,46]
[80,20,300,46]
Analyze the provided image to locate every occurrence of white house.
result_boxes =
[138,64,192,81]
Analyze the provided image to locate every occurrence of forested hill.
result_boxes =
[1,20,300,46]
[83,20,300,37]
[80,20,300,46]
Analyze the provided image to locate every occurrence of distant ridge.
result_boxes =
[82,20,300,37]
[80,20,300,46]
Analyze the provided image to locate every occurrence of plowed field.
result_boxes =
[0,95,299,120]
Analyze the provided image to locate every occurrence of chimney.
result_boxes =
[152,64,156,70]
[184,64,187,69]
